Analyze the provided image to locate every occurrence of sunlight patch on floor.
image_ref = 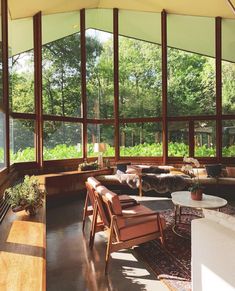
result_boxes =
[111,251,138,262]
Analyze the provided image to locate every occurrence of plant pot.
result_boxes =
[25,205,37,216]
[191,189,203,201]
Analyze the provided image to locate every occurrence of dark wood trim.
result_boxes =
[161,10,168,164]
[86,119,115,124]
[80,9,87,160]
[34,12,43,169]
[2,0,10,171]
[43,115,83,123]
[168,115,217,121]
[215,17,222,163]
[221,115,235,120]
[119,117,162,124]
[113,8,119,162]
[10,112,36,120]
[189,120,194,157]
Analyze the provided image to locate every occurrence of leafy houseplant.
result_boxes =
[182,157,203,201]
[4,175,44,216]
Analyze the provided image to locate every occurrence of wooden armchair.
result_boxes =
[83,177,139,243]
[92,185,166,274]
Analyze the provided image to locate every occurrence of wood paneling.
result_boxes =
[37,168,113,196]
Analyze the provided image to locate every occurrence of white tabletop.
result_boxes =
[171,191,227,209]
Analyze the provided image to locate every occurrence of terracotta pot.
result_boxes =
[191,189,203,201]
[25,205,37,216]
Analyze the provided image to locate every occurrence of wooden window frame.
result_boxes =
[1,7,235,174]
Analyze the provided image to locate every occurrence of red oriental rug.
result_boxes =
[134,205,235,291]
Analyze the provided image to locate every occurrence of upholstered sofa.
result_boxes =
[96,165,235,197]
[192,210,235,291]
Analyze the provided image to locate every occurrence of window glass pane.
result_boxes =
[168,122,189,157]
[9,17,34,114]
[167,49,216,116]
[119,37,162,118]
[42,33,81,117]
[10,119,35,163]
[120,123,162,157]
[43,121,82,160]
[87,124,114,157]
[222,120,235,157]
[0,112,5,169]
[194,121,216,157]
[222,61,235,115]
[86,27,114,119]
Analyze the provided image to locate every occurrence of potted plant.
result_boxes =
[182,157,203,201]
[4,175,45,216]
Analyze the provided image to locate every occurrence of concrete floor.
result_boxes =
[46,194,235,291]
[46,195,172,291]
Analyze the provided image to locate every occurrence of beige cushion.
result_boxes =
[203,209,235,232]
[87,177,101,189]
[98,187,122,216]
[117,204,166,241]
[226,167,235,178]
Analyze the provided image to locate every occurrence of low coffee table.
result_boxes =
[171,191,227,238]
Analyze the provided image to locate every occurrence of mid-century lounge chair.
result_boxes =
[83,177,138,235]
[92,185,166,274]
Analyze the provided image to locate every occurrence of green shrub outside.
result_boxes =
[2,142,234,164]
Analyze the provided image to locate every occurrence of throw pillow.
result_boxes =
[226,167,235,178]
[116,162,131,173]
[205,164,222,178]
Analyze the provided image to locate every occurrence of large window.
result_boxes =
[167,49,216,117]
[119,37,162,118]
[9,50,34,113]
[120,123,162,157]
[42,34,81,117]
[9,17,34,114]
[86,29,114,119]
[43,121,82,160]
[10,119,35,163]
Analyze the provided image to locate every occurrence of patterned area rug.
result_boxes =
[134,205,235,291]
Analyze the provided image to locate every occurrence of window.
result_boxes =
[119,37,162,118]
[9,17,34,114]
[120,122,162,157]
[168,122,189,157]
[168,49,216,116]
[222,61,235,115]
[86,29,114,119]
[222,120,235,157]
[42,34,82,117]
[43,121,82,160]
[87,124,114,157]
[10,119,35,163]
[194,121,216,157]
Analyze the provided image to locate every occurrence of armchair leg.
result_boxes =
[157,213,165,246]
[82,192,89,232]
[89,201,98,249]
[105,219,114,275]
